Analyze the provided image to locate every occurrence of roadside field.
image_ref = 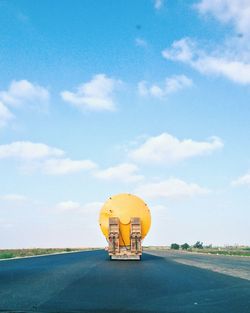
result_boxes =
[0,248,99,260]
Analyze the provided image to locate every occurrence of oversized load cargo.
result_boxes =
[99,193,151,260]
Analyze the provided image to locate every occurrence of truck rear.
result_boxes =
[99,193,151,260]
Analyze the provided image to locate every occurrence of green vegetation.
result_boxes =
[0,252,14,259]
[181,243,190,250]
[193,241,204,249]
[188,243,250,256]
[144,245,250,256]
[0,248,98,260]
[167,242,250,257]
[170,243,180,250]
[170,241,204,251]
[243,247,250,251]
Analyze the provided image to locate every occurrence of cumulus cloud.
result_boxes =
[94,163,143,183]
[162,38,195,63]
[0,80,49,109]
[56,200,102,213]
[0,141,97,176]
[61,74,121,111]
[135,178,210,199]
[129,133,223,164]
[0,141,64,160]
[42,158,97,175]
[163,2,250,86]
[162,37,250,85]
[0,101,14,127]
[81,201,103,212]
[57,201,81,212]
[231,173,250,187]
[196,0,250,37]
[154,0,164,10]
[138,75,192,98]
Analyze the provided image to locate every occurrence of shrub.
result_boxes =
[0,252,14,259]
[171,243,180,250]
[193,241,203,249]
[181,243,190,250]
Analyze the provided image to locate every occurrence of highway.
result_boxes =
[0,249,250,313]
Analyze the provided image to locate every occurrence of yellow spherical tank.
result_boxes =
[99,193,151,246]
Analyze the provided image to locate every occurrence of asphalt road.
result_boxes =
[0,250,250,313]
[148,249,250,281]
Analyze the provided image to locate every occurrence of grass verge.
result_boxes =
[0,248,99,260]
[143,246,250,257]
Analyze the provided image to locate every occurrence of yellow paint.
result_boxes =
[99,193,151,246]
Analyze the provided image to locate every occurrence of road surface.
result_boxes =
[0,249,250,313]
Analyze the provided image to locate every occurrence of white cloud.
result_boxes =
[196,0,250,36]
[0,80,49,109]
[154,0,164,10]
[61,74,121,111]
[95,163,143,183]
[0,141,64,160]
[162,36,250,84]
[129,133,223,164]
[0,101,14,127]
[135,38,148,48]
[232,173,250,187]
[0,141,98,176]
[41,158,97,175]
[80,201,103,212]
[135,178,210,199]
[57,201,81,212]
[195,55,250,84]
[163,2,250,85]
[0,194,28,202]
[138,75,192,98]
[162,38,195,63]
[56,200,102,213]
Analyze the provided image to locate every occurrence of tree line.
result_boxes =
[170,241,207,250]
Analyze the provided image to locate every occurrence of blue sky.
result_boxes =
[0,0,250,248]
